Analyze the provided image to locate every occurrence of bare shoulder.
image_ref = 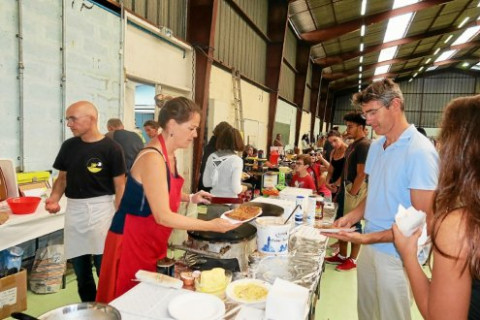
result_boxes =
[434,208,469,259]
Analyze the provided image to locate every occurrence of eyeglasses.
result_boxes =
[361,105,385,119]
[65,115,88,124]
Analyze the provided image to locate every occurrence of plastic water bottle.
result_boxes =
[307,195,316,225]
[295,196,304,225]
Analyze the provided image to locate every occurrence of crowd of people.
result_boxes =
[43,78,480,319]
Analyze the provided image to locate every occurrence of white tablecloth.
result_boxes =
[0,197,66,251]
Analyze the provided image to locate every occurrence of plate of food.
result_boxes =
[226,278,271,305]
[221,205,262,223]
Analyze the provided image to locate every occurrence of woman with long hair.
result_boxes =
[325,130,348,197]
[96,97,238,302]
[203,127,245,198]
[393,95,480,319]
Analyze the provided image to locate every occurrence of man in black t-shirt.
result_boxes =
[325,112,370,272]
[106,118,143,172]
[45,101,126,302]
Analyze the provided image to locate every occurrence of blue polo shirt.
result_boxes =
[364,124,439,257]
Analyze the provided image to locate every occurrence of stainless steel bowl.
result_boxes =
[12,302,121,320]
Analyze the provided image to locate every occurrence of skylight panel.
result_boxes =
[374,65,390,76]
[383,13,414,43]
[435,50,457,63]
[360,25,366,37]
[361,0,367,15]
[458,17,470,29]
[393,0,419,9]
[451,26,480,46]
[378,47,398,62]
[426,66,438,71]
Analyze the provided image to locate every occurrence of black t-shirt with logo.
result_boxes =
[53,137,126,199]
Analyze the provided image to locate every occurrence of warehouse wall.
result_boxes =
[0,0,193,178]
[274,100,297,151]
[209,66,269,151]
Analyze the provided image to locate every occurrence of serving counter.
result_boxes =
[111,198,337,320]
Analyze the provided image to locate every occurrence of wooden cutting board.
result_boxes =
[0,166,7,201]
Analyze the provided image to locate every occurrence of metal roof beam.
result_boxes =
[314,20,480,67]
[301,0,452,43]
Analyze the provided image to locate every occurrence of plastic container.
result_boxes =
[195,270,232,298]
[269,150,279,166]
[7,196,41,214]
[256,217,290,255]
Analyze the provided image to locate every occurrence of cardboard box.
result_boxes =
[0,269,27,319]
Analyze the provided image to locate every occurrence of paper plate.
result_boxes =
[226,278,271,305]
[168,292,225,320]
[318,227,357,233]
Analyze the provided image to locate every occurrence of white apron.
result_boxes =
[64,195,115,259]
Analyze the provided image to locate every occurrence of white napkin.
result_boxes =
[135,270,183,289]
[235,306,265,320]
[265,278,309,320]
[394,204,426,237]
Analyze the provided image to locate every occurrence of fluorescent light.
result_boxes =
[358,80,362,84]
[374,65,390,76]
[378,47,398,62]
[419,66,424,71]
[434,48,441,55]
[413,72,418,77]
[361,0,367,15]
[383,13,414,43]
[458,17,470,28]
[426,66,438,71]
[478,0,480,7]
[408,78,413,82]
[444,35,453,43]
[462,62,470,67]
[393,0,419,10]
[360,43,364,51]
[359,56,364,63]
[359,73,362,79]
[425,58,432,64]
[435,50,457,63]
[359,66,363,72]
[452,26,480,45]
[360,25,366,37]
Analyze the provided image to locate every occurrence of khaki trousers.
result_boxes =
[357,245,412,320]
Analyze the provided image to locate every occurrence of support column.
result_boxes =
[187,0,219,191]
[293,42,310,147]
[309,65,321,142]
[265,0,289,149]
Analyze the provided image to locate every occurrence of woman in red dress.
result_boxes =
[96,97,237,302]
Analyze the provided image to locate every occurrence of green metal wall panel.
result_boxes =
[215,0,267,84]
[233,0,268,34]
[121,0,186,39]
[279,62,295,102]
[284,28,297,67]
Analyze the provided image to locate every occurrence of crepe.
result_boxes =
[225,205,261,221]
[0,211,9,225]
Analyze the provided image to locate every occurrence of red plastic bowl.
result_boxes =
[7,196,42,214]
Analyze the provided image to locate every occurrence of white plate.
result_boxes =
[226,278,271,305]
[220,209,262,223]
[318,227,357,233]
[168,292,225,320]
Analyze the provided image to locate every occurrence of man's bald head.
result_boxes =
[67,101,98,121]
[65,101,101,140]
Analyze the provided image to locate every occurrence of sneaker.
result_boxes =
[335,258,357,271]
[325,253,347,265]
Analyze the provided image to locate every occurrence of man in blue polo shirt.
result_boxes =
[327,79,438,320]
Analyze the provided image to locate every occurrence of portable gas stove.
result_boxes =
[170,202,283,272]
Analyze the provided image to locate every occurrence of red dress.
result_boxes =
[96,135,183,302]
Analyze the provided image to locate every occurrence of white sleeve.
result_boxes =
[230,156,244,195]
[202,154,214,187]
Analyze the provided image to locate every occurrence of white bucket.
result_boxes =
[255,217,290,255]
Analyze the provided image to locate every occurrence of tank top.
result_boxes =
[469,278,480,319]
[330,156,345,183]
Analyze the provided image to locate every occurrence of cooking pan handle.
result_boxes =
[11,312,39,320]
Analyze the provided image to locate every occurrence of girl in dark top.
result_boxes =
[325,130,347,197]
[393,95,480,319]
